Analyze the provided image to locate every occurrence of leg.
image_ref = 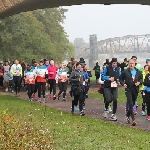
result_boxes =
[13,76,17,95]
[78,91,83,112]
[145,93,150,117]
[49,80,53,95]
[53,80,56,96]
[37,82,41,98]
[112,88,118,114]
[125,91,135,121]
[58,82,63,96]
[26,84,32,99]
[104,88,112,111]
[16,76,21,94]
[42,82,46,98]
[62,82,67,99]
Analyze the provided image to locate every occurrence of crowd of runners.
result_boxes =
[0,56,150,125]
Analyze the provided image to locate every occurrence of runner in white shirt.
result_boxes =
[3,61,10,92]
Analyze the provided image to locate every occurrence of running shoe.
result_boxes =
[38,98,41,103]
[108,106,112,113]
[126,117,130,124]
[80,111,85,116]
[5,88,8,92]
[103,111,109,118]
[134,111,138,115]
[74,106,79,111]
[147,116,150,121]
[29,98,33,101]
[71,111,74,114]
[32,93,35,98]
[142,111,146,116]
[43,98,46,103]
[110,114,117,121]
[53,95,56,100]
[83,106,86,110]
[62,98,66,101]
[132,121,137,126]
[49,94,53,100]
[12,90,14,93]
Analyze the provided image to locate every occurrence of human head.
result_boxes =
[27,64,32,70]
[39,59,44,66]
[50,60,54,66]
[61,63,66,69]
[15,60,19,65]
[5,61,8,66]
[96,62,98,65]
[124,58,127,63]
[144,65,148,72]
[106,59,109,63]
[83,65,88,71]
[128,59,135,70]
[131,56,137,63]
[147,61,150,67]
[45,60,49,65]
[111,58,117,68]
[76,62,81,70]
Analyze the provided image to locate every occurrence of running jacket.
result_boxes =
[10,64,22,76]
[24,69,36,84]
[143,73,150,92]
[57,68,68,82]
[119,68,143,92]
[48,65,58,80]
[35,66,48,82]
[140,71,148,91]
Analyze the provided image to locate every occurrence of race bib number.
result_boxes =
[111,81,117,87]
[143,92,145,96]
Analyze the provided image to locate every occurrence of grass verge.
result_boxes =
[0,95,150,149]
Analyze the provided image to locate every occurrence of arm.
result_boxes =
[101,67,109,81]
[144,74,150,86]
[93,66,95,70]
[119,71,125,86]
[138,71,143,85]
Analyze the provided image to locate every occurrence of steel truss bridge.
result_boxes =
[97,34,150,54]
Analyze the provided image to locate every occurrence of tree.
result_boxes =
[0,8,74,63]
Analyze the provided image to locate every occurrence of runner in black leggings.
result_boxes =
[10,60,22,97]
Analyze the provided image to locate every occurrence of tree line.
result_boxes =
[0,8,74,64]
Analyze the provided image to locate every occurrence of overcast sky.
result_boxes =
[63,4,150,43]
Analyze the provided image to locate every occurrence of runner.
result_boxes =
[0,61,4,88]
[83,65,90,110]
[10,60,22,97]
[93,62,100,84]
[143,66,150,120]
[24,64,36,101]
[57,63,68,101]
[48,60,58,100]
[101,58,121,121]
[119,59,143,126]
[3,61,10,92]
[7,64,14,93]
[34,60,48,103]
[140,65,149,116]
[70,62,85,116]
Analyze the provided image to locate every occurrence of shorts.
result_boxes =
[95,74,100,80]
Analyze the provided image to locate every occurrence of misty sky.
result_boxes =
[63,4,150,43]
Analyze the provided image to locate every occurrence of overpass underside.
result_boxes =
[0,0,150,19]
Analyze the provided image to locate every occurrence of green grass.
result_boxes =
[0,95,150,149]
[89,89,143,106]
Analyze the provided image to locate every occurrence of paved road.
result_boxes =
[0,87,150,131]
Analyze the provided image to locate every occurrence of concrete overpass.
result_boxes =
[0,0,150,19]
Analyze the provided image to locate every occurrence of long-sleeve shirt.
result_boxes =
[48,65,58,80]
[24,69,36,84]
[10,64,22,76]
[34,66,48,82]
[57,68,68,82]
